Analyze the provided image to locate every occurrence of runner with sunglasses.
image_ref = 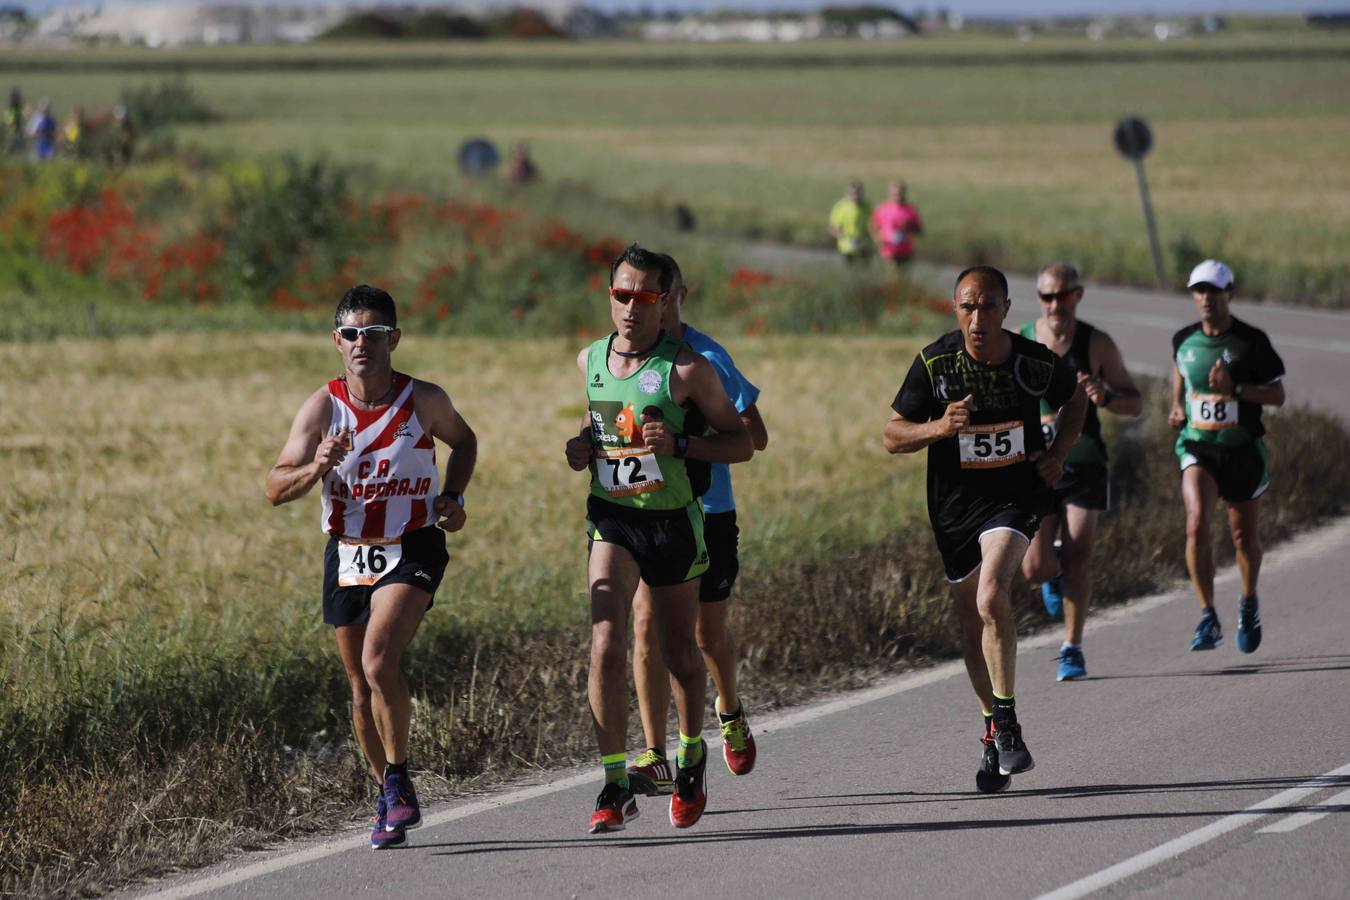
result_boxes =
[266,284,478,849]
[1018,263,1142,681]
[1169,260,1285,653]
[885,265,1086,793]
[626,253,769,798]
[564,244,753,833]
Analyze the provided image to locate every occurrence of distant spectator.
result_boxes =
[27,97,57,161]
[63,106,88,159]
[870,180,924,267]
[828,180,872,264]
[112,105,135,166]
[504,141,537,185]
[4,87,23,156]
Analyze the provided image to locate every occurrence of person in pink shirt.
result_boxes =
[870,181,924,267]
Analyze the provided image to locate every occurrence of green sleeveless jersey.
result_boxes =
[586,332,696,511]
[1018,320,1106,465]
[1171,319,1285,452]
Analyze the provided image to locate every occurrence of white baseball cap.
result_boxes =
[1187,259,1234,289]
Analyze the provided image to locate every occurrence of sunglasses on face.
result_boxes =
[1037,287,1080,302]
[335,324,396,342]
[1190,283,1227,296]
[609,287,664,306]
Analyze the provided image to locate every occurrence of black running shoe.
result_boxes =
[992,721,1035,775]
[1236,595,1262,654]
[975,733,1011,794]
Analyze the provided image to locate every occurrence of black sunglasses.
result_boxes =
[1037,287,1081,302]
[1190,283,1229,295]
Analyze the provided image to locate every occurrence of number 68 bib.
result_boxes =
[596,446,666,497]
[958,421,1026,470]
[1189,393,1236,431]
[337,537,403,587]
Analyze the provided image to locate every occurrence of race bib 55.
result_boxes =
[959,421,1026,470]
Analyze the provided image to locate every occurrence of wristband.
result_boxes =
[674,434,689,459]
[1101,389,1114,408]
[441,491,465,507]
[1233,383,1245,398]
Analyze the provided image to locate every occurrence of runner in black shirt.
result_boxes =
[885,266,1086,793]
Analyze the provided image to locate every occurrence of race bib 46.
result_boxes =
[337,537,402,587]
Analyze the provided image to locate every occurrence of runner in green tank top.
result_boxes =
[1169,260,1285,654]
[1017,263,1141,682]
[564,244,752,835]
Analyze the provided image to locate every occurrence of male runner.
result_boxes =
[266,285,477,849]
[1018,263,1142,681]
[884,266,1086,793]
[627,253,769,797]
[564,244,752,833]
[1169,260,1285,653]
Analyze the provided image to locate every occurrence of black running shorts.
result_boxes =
[1046,462,1110,513]
[322,526,449,627]
[1180,439,1270,503]
[587,495,709,588]
[935,502,1041,584]
[699,511,740,603]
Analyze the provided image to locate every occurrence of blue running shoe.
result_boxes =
[370,794,405,850]
[1056,645,1087,681]
[382,769,422,831]
[1236,595,1262,654]
[1190,610,1222,651]
[1041,576,1064,618]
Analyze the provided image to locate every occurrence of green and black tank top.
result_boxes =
[1018,320,1106,465]
[585,332,699,511]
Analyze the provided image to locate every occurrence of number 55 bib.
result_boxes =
[958,421,1027,470]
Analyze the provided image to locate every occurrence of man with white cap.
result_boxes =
[1168,260,1285,653]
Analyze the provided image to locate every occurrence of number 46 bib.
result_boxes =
[337,537,402,587]
[958,421,1026,470]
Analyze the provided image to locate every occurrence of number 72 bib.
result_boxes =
[958,421,1026,470]
[337,537,403,587]
[596,446,666,497]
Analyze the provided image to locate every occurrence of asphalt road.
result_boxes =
[130,271,1350,900]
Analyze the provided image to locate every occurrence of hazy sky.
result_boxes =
[16,0,1343,16]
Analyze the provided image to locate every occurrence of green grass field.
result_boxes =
[8,30,1350,302]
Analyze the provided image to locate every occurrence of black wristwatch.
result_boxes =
[441,491,465,507]
[1100,389,1114,408]
[674,435,689,459]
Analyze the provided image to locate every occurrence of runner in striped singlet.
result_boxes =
[266,285,478,849]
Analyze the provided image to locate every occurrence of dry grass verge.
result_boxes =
[6,390,1348,897]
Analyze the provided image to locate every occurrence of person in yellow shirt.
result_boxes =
[828,180,872,264]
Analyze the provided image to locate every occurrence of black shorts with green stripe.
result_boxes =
[586,495,709,587]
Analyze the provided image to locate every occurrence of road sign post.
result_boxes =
[1114,117,1166,288]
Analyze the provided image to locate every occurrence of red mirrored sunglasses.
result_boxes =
[608,287,665,305]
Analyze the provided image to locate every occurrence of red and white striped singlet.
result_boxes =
[320,373,440,539]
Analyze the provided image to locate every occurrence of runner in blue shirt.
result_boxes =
[627,253,769,795]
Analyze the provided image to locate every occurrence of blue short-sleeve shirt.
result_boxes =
[683,324,759,515]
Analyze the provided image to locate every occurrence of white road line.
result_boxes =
[138,516,1350,899]
[1034,763,1350,900]
[1255,785,1350,834]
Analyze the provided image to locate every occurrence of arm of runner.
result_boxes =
[566,348,594,471]
[657,351,752,463]
[743,403,768,451]
[1168,363,1187,429]
[1084,331,1142,417]
[265,388,340,506]
[416,382,477,531]
[1233,380,1285,406]
[1047,384,1088,463]
[884,397,972,454]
